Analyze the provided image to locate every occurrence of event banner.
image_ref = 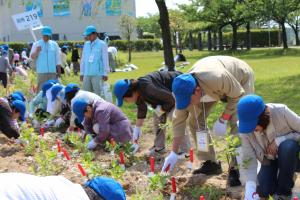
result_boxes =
[53,0,70,16]
[81,0,94,16]
[25,0,43,17]
[106,0,121,16]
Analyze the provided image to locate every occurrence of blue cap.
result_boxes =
[51,85,64,102]
[42,80,58,97]
[85,177,126,200]
[10,93,24,102]
[72,99,88,123]
[65,83,80,95]
[41,26,52,36]
[11,100,26,121]
[83,25,97,36]
[113,80,130,107]
[237,95,265,133]
[172,74,196,110]
[12,91,26,102]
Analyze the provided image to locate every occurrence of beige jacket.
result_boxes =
[173,56,254,137]
[239,103,300,184]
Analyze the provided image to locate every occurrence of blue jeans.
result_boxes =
[257,140,300,197]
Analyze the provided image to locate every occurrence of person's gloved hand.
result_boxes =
[154,105,165,117]
[133,126,142,142]
[54,117,65,128]
[28,113,33,119]
[87,139,98,150]
[161,151,178,173]
[44,119,55,128]
[213,118,228,136]
[244,181,260,200]
[131,143,139,154]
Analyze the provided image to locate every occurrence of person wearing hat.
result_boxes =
[64,83,105,129]
[162,56,255,187]
[72,44,81,75]
[29,80,58,119]
[72,98,132,150]
[30,26,62,91]
[80,25,109,98]
[113,71,190,156]
[0,97,26,139]
[0,50,14,88]
[0,173,126,200]
[237,95,300,200]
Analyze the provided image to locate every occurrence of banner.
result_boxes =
[53,0,70,16]
[105,0,121,16]
[81,0,94,16]
[25,0,43,17]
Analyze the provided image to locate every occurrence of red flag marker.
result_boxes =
[119,151,125,164]
[294,197,299,200]
[190,148,194,163]
[171,176,176,193]
[77,128,81,135]
[57,140,61,153]
[150,156,155,173]
[62,148,71,160]
[199,196,205,200]
[40,127,44,137]
[77,163,87,176]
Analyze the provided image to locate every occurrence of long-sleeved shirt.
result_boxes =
[0,98,19,138]
[239,103,300,184]
[0,173,89,200]
[84,101,132,144]
[173,56,254,137]
[0,56,13,73]
[136,71,182,119]
[29,91,47,115]
[80,38,109,76]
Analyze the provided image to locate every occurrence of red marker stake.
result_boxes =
[150,156,155,173]
[62,148,71,160]
[77,128,81,135]
[40,127,44,137]
[77,163,87,177]
[110,138,115,148]
[170,177,176,200]
[187,148,194,170]
[200,196,205,200]
[165,164,170,173]
[57,140,61,153]
[119,151,125,170]
[294,197,299,200]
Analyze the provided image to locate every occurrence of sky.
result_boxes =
[135,0,190,17]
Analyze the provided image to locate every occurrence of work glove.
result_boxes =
[87,139,98,150]
[213,118,228,136]
[161,151,178,173]
[44,119,55,128]
[133,126,142,142]
[131,143,139,154]
[54,117,65,128]
[154,105,165,117]
[244,181,260,200]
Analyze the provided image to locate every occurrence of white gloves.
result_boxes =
[93,123,100,134]
[54,117,65,128]
[161,151,178,173]
[87,139,98,150]
[213,118,228,136]
[44,119,55,128]
[133,126,142,142]
[154,105,165,117]
[131,143,139,154]
[244,181,260,200]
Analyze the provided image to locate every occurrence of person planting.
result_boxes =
[237,95,300,200]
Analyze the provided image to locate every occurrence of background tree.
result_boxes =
[119,14,136,63]
[287,9,300,45]
[136,14,161,38]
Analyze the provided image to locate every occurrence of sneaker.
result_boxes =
[192,160,222,175]
[273,194,292,200]
[147,146,166,156]
[228,168,241,187]
[177,152,190,160]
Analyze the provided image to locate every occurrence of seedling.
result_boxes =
[149,174,168,192]
[19,125,38,156]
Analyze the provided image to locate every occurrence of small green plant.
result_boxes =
[148,174,168,191]
[87,163,104,179]
[185,185,224,200]
[108,160,125,180]
[19,125,38,156]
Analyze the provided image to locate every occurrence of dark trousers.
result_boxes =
[257,140,300,197]
[0,72,7,88]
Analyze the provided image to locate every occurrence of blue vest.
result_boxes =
[82,38,105,76]
[35,40,58,74]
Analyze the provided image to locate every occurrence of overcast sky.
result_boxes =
[135,0,190,17]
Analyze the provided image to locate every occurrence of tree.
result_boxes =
[136,14,161,38]
[119,14,136,63]
[287,10,300,45]
[262,0,300,49]
[155,0,175,71]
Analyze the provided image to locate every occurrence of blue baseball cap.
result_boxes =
[42,80,58,97]
[10,93,24,102]
[11,100,26,121]
[83,25,97,36]
[12,91,26,102]
[113,80,130,107]
[51,85,64,102]
[72,99,88,123]
[172,74,196,110]
[237,95,266,133]
[2,50,8,55]
[41,26,52,36]
[65,83,80,95]
[85,176,126,200]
